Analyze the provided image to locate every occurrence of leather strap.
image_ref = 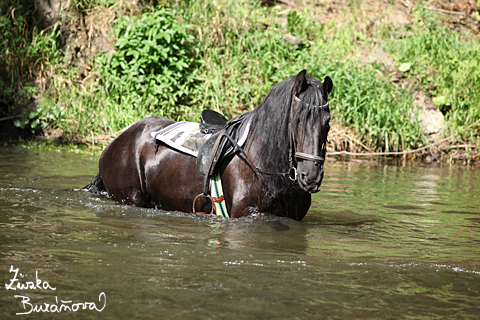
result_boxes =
[295,152,325,164]
[203,126,228,195]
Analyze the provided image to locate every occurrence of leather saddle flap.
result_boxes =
[196,130,222,175]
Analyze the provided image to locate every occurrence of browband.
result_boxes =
[293,96,329,108]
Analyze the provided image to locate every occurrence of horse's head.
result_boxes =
[290,70,332,193]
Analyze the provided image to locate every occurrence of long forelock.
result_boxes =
[292,81,327,143]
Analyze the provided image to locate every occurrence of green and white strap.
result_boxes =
[211,172,228,218]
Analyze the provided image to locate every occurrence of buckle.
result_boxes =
[288,167,297,181]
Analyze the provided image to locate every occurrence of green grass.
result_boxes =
[0,0,62,116]
[3,0,479,152]
[181,0,422,151]
[388,2,480,144]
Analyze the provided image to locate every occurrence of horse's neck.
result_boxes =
[249,105,291,171]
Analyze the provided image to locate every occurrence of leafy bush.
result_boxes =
[14,104,65,133]
[95,7,202,119]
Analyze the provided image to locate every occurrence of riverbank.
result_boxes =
[1,0,479,162]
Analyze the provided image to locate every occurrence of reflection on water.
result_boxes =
[0,146,479,319]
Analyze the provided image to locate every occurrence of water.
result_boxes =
[0,146,479,319]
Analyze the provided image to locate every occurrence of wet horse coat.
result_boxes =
[85,70,332,220]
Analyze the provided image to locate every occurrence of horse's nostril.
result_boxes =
[300,172,315,185]
[299,169,324,186]
[300,172,308,182]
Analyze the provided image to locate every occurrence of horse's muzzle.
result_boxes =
[298,168,324,193]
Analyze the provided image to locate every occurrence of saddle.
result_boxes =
[196,111,252,194]
[195,110,252,217]
[151,109,252,216]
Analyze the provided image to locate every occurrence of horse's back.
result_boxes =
[98,116,175,206]
[98,116,206,211]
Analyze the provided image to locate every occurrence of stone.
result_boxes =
[284,34,302,45]
[413,91,445,142]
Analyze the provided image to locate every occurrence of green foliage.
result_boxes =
[40,66,153,137]
[192,26,308,113]
[331,62,421,152]
[0,0,61,114]
[31,6,204,138]
[95,7,202,120]
[5,0,477,152]
[286,11,301,35]
[181,0,422,151]
[14,104,65,133]
[398,62,411,73]
[388,2,480,142]
[72,0,117,10]
[286,9,323,40]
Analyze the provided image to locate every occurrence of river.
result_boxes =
[0,145,479,319]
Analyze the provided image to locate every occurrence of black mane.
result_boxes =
[248,75,327,173]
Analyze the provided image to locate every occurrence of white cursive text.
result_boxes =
[15,293,106,315]
[5,266,106,315]
[5,266,56,291]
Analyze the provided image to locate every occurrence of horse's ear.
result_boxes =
[323,76,333,95]
[292,69,308,97]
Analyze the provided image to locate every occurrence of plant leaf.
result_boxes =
[399,62,411,72]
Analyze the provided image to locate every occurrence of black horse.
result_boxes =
[84,70,332,220]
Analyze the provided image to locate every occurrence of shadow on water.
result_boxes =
[1,146,480,319]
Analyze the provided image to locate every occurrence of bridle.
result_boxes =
[284,95,329,181]
[250,94,329,184]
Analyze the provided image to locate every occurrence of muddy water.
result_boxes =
[0,146,479,319]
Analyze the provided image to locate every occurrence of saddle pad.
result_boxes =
[151,115,252,158]
[151,122,212,157]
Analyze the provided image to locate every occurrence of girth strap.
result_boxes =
[192,172,228,217]
[211,172,228,217]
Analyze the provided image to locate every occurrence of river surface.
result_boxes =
[0,145,479,319]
